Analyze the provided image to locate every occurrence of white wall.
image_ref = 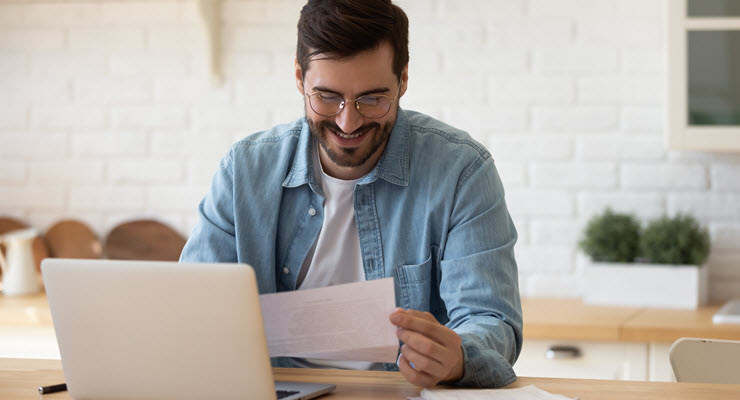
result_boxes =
[1,0,740,300]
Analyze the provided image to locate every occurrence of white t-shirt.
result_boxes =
[298,170,365,290]
[291,145,383,371]
[296,155,365,290]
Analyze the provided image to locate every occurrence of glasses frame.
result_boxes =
[304,81,402,119]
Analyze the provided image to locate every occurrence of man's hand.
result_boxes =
[389,308,464,388]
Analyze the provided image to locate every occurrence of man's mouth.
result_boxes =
[330,126,369,140]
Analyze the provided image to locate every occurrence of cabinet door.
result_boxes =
[649,342,677,382]
[514,339,648,381]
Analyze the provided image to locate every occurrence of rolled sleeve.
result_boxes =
[440,157,523,388]
[180,151,238,263]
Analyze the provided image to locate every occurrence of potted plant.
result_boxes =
[580,209,710,309]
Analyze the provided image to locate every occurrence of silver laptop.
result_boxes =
[41,259,336,400]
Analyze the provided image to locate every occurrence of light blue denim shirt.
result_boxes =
[180,109,523,388]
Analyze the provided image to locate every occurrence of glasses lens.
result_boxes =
[356,95,392,118]
[308,93,342,116]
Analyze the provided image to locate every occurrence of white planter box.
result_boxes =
[583,262,708,309]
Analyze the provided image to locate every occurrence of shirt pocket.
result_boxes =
[395,253,433,312]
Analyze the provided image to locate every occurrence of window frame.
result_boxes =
[667,0,740,152]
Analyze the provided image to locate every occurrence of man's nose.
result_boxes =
[334,102,364,134]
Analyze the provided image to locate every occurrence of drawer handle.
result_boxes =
[545,345,581,360]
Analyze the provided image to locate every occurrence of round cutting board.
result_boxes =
[44,219,103,259]
[105,219,186,261]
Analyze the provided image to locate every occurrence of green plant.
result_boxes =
[579,208,641,262]
[640,214,710,266]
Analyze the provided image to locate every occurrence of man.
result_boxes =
[180,0,522,389]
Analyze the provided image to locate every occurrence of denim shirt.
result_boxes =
[180,109,523,388]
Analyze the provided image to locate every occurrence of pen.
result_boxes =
[38,383,67,394]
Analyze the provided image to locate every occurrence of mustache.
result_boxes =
[317,120,380,136]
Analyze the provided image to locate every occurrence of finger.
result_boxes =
[396,328,448,365]
[391,312,452,345]
[401,309,437,322]
[398,353,438,388]
[400,343,447,379]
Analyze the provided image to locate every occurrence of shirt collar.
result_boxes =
[282,108,410,189]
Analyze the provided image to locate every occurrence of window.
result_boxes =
[667,0,740,152]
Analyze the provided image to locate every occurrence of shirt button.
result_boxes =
[308,207,316,216]
[282,267,290,275]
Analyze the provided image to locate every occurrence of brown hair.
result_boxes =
[296,0,409,80]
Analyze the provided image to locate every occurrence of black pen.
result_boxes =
[38,383,67,395]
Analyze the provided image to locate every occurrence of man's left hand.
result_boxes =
[389,308,464,388]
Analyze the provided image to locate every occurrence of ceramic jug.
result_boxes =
[0,228,41,296]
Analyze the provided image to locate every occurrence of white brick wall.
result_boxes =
[578,191,665,220]
[29,160,105,184]
[0,106,27,130]
[2,0,740,300]
[108,159,184,184]
[621,164,708,190]
[533,106,619,131]
[531,162,617,189]
[0,162,26,184]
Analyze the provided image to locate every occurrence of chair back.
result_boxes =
[670,337,740,384]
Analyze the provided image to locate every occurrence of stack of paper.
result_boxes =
[412,385,578,400]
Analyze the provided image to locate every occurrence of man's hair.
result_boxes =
[296,0,409,80]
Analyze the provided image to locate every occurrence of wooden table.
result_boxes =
[1,358,740,400]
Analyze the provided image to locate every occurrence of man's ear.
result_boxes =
[295,57,305,95]
[400,64,409,98]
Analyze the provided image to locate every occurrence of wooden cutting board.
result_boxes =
[0,216,50,277]
[44,220,103,259]
[105,219,186,261]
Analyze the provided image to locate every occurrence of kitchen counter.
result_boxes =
[3,294,740,344]
[0,293,52,327]
[522,297,740,343]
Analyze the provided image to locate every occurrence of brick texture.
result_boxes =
[1,0,739,300]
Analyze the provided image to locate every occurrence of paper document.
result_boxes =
[413,385,578,400]
[259,278,398,362]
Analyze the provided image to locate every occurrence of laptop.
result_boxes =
[41,258,336,400]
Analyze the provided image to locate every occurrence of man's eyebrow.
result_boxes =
[311,86,391,97]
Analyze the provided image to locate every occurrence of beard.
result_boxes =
[306,109,396,168]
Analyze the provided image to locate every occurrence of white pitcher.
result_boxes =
[0,228,41,296]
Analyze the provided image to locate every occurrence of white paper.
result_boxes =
[413,385,578,400]
[259,278,398,362]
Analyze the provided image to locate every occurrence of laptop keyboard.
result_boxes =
[276,390,300,399]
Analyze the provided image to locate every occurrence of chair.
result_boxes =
[669,337,740,384]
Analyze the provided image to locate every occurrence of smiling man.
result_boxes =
[180,0,522,389]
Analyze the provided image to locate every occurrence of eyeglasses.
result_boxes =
[304,82,401,119]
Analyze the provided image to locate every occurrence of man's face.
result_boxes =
[296,42,408,180]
